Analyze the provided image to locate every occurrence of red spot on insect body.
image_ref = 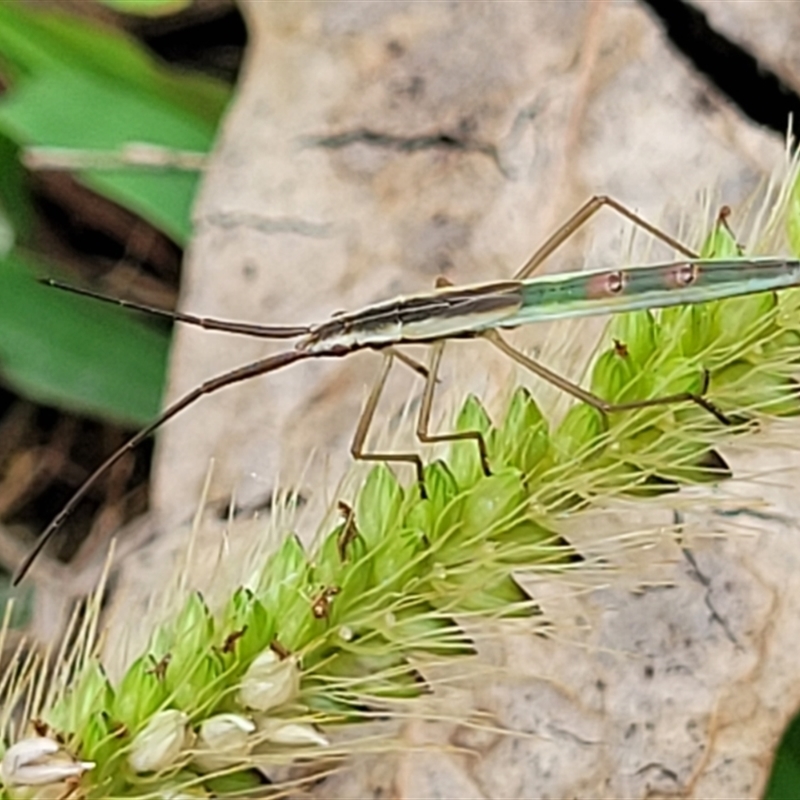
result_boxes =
[585,271,626,299]
[666,263,698,289]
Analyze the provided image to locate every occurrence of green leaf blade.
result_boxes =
[0,251,169,424]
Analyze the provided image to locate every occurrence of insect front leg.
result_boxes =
[350,351,428,494]
[350,342,493,498]
[415,340,491,475]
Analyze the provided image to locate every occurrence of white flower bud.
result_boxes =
[128,710,192,773]
[194,713,255,772]
[258,719,329,747]
[339,625,354,641]
[199,713,255,749]
[0,737,94,787]
[238,650,299,711]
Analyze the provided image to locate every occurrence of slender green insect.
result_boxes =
[14,195,800,583]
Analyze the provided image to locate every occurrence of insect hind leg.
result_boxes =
[513,195,699,280]
[484,330,729,425]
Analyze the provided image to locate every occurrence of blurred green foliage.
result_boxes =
[97,0,194,16]
[0,250,169,422]
[0,1,230,424]
[765,711,800,799]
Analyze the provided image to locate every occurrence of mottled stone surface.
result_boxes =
[110,2,800,798]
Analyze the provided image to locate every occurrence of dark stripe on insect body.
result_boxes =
[301,281,524,352]
[354,280,524,328]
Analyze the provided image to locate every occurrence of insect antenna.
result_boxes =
[40,279,312,339]
[13,347,316,585]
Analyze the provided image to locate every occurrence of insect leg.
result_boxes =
[386,347,429,379]
[514,195,698,279]
[415,341,491,475]
[484,330,729,424]
[351,342,493,496]
[40,279,311,339]
[14,348,316,584]
[350,351,427,492]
